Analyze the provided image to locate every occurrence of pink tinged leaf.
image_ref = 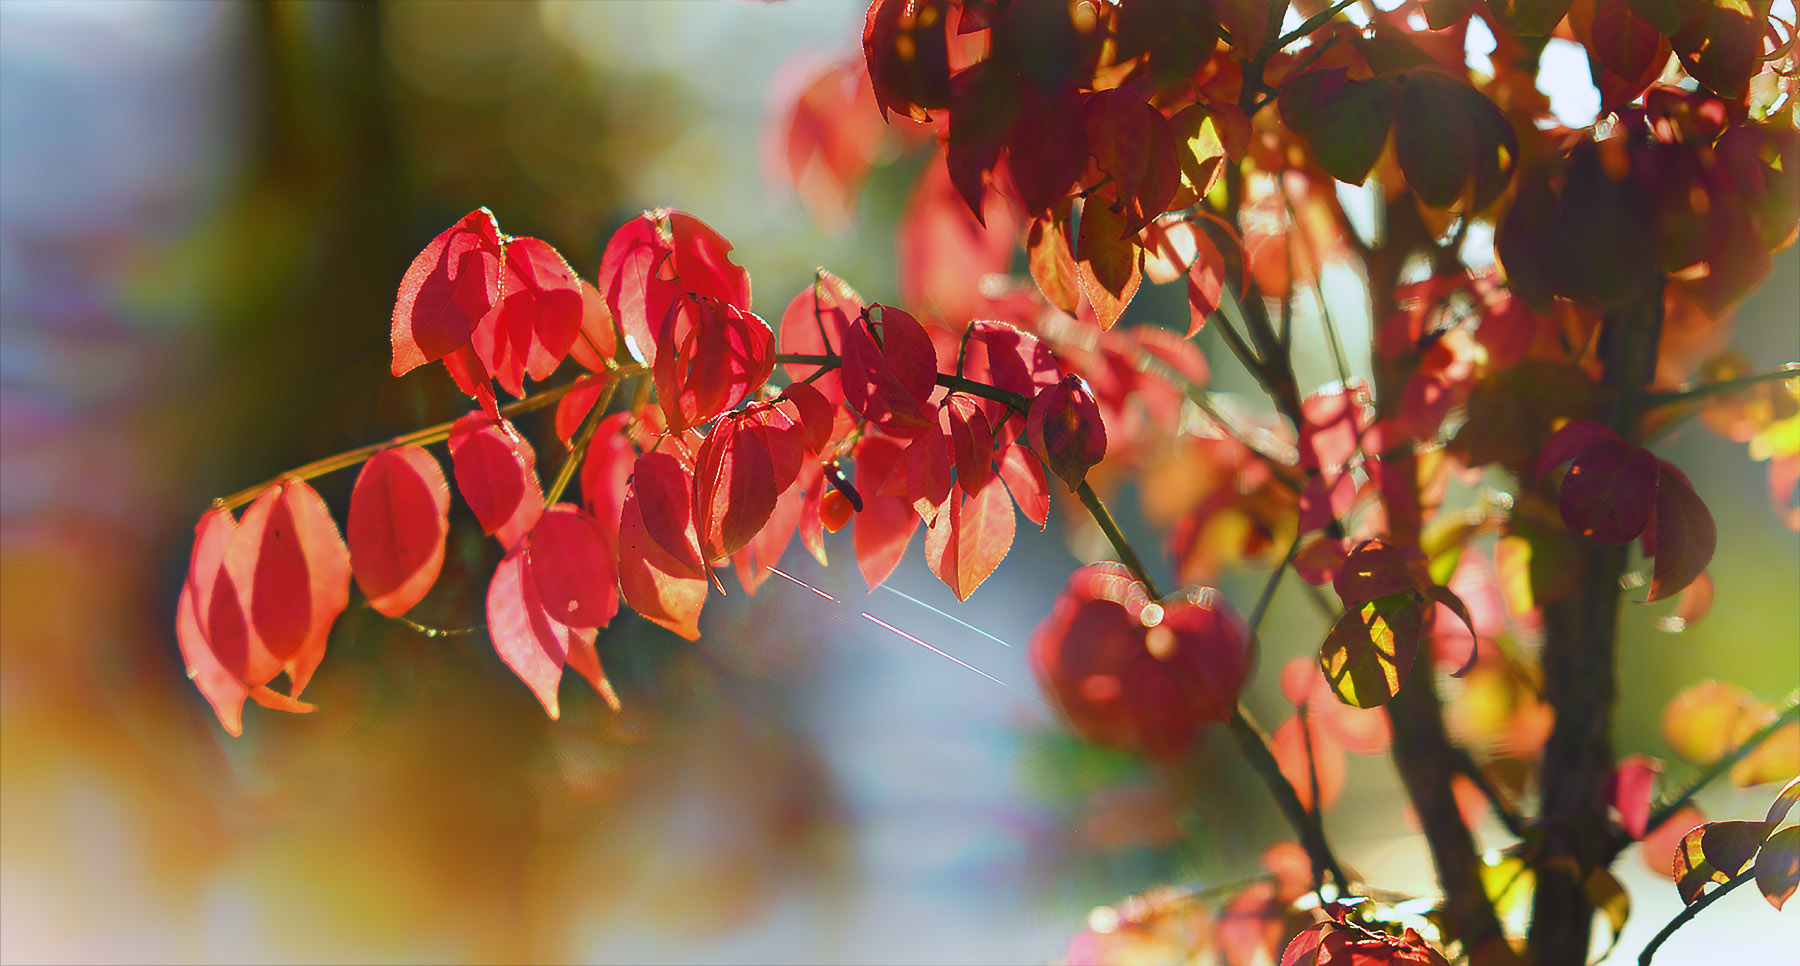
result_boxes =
[554,374,613,449]
[1756,826,1799,910]
[960,320,1063,436]
[485,550,566,719]
[1644,461,1716,602]
[779,270,864,403]
[779,381,838,454]
[851,435,921,589]
[526,504,618,629]
[1609,754,1663,841]
[1028,375,1108,491]
[1537,418,1620,480]
[578,412,635,552]
[748,404,807,494]
[441,345,499,419]
[223,482,349,697]
[391,209,503,376]
[176,583,248,737]
[1424,585,1480,676]
[840,304,940,436]
[651,295,777,432]
[889,423,954,524]
[348,445,450,618]
[693,412,779,560]
[616,487,707,640]
[568,277,617,371]
[598,209,751,369]
[630,451,707,575]
[1185,227,1229,336]
[797,464,829,566]
[924,472,1016,600]
[944,396,995,496]
[471,236,584,397]
[1300,381,1371,473]
[997,443,1050,529]
[732,481,803,596]
[1558,438,1659,544]
[448,412,544,549]
[563,627,620,711]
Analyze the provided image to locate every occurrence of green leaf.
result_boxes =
[1320,591,1425,708]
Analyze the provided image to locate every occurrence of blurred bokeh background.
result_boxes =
[0,2,1793,963]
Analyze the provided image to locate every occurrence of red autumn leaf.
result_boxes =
[651,294,776,432]
[1644,460,1716,602]
[1393,69,1518,209]
[567,277,617,372]
[1082,88,1181,236]
[526,504,618,629]
[554,374,613,450]
[441,344,499,418]
[1187,228,1230,337]
[1609,753,1664,840]
[616,481,708,641]
[1273,712,1349,814]
[1279,657,1393,754]
[1028,374,1108,491]
[234,481,351,697]
[1075,197,1143,330]
[944,395,995,496]
[1334,539,1425,608]
[1578,0,1675,114]
[731,480,803,596]
[1027,205,1081,315]
[996,442,1050,529]
[863,0,951,122]
[798,464,831,562]
[598,209,750,369]
[1300,381,1372,474]
[485,548,567,719]
[897,151,1020,323]
[471,235,584,398]
[1537,418,1621,480]
[851,435,922,589]
[1757,825,1800,911]
[391,208,503,377]
[1030,564,1255,758]
[840,304,940,436]
[960,320,1064,437]
[747,403,806,494]
[1643,804,1705,876]
[779,270,864,403]
[778,381,839,454]
[448,412,544,549]
[882,419,954,523]
[348,445,450,618]
[630,451,707,575]
[177,507,253,735]
[1559,438,1659,544]
[693,410,779,560]
[578,412,636,551]
[564,627,620,712]
[1004,83,1088,217]
[775,57,886,230]
[924,471,1015,600]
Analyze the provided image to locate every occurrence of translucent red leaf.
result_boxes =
[1756,825,1799,911]
[567,277,617,371]
[898,152,1019,323]
[748,403,807,495]
[448,412,544,549]
[863,0,951,122]
[1075,198,1143,331]
[779,381,838,454]
[924,472,1015,600]
[221,481,349,698]
[884,420,954,523]
[616,484,708,640]
[944,396,995,496]
[347,445,450,618]
[526,504,618,629]
[997,443,1050,529]
[851,435,922,589]
[579,412,635,549]
[732,481,803,596]
[1082,89,1181,236]
[1644,460,1716,602]
[1300,381,1371,474]
[1027,206,1080,315]
[1642,804,1705,877]
[1579,0,1674,113]
[651,295,776,432]
[597,209,750,368]
[471,236,584,398]
[776,58,885,230]
[693,412,779,560]
[175,580,248,737]
[779,270,863,403]
[798,464,830,565]
[554,374,613,450]
[1272,713,1348,812]
[1537,418,1620,480]
[485,549,567,719]
[1609,753,1664,841]
[1559,438,1659,544]
[1028,374,1108,491]
[960,320,1063,437]
[840,304,940,436]
[391,208,502,376]
[1004,84,1087,216]
[1187,229,1230,337]
[563,626,619,711]
[630,451,706,576]
[441,344,499,419]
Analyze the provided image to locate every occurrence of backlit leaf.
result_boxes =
[1320,591,1425,708]
[779,269,863,403]
[391,209,502,376]
[1644,460,1716,601]
[924,472,1016,600]
[851,435,922,588]
[1755,825,1799,910]
[1558,438,1659,543]
[997,443,1050,529]
[348,445,450,618]
[526,504,618,629]
[471,236,584,398]
[448,412,544,549]
[485,549,567,719]
[693,411,779,560]
[616,482,707,641]
[598,209,750,368]
[1076,198,1143,331]
[840,303,940,436]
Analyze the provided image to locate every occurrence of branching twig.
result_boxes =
[1638,868,1756,966]
[1644,364,1799,407]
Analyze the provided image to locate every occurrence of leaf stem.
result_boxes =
[1075,480,1162,599]
[1637,867,1755,966]
[1228,704,1350,892]
[1644,364,1799,406]
[543,376,622,507]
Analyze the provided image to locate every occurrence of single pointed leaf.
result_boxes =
[779,381,838,454]
[229,481,350,696]
[1755,825,1799,910]
[1558,438,1659,543]
[563,626,619,711]
[616,487,707,640]
[997,443,1050,529]
[1610,754,1664,840]
[630,451,707,575]
[851,435,921,588]
[840,303,940,435]
[391,209,502,376]
[924,472,1016,600]
[526,504,618,629]
[1027,205,1080,315]
[471,235,584,397]
[731,480,803,596]
[1076,198,1142,330]
[1185,226,1229,336]
[598,209,750,368]
[1766,777,1800,826]
[568,277,617,371]
[485,549,566,719]
[554,374,613,449]
[175,583,248,737]
[1320,591,1426,708]
[449,412,544,549]
[1645,460,1716,601]
[944,395,995,496]
[348,445,450,618]
[693,412,779,560]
